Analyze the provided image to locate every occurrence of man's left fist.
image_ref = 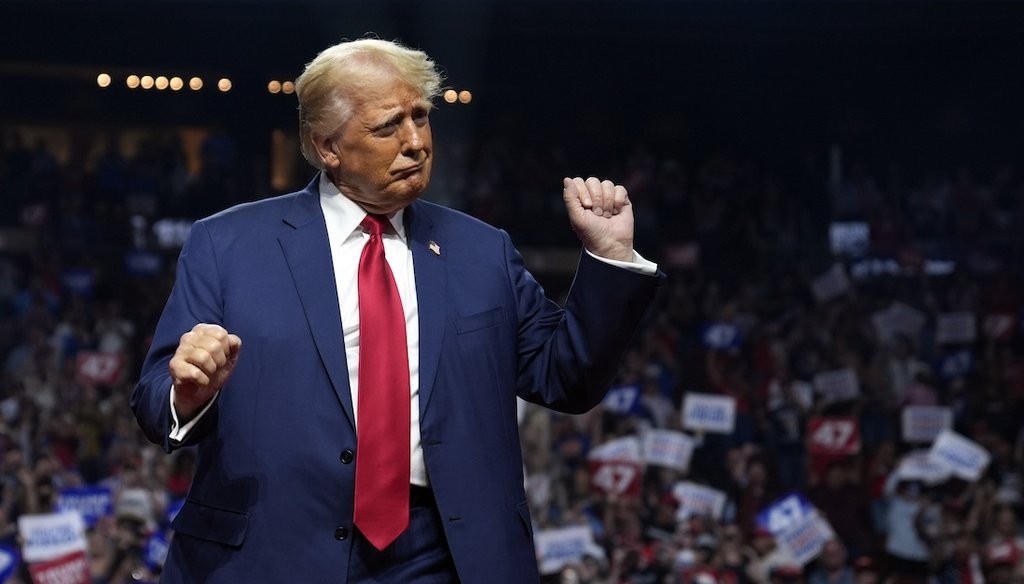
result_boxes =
[563,176,635,262]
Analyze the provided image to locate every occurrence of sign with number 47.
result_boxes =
[807,417,860,456]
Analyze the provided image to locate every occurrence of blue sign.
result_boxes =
[601,385,641,415]
[756,492,816,536]
[938,350,973,380]
[701,322,741,350]
[145,531,169,571]
[56,486,113,528]
[166,499,185,525]
[0,545,18,583]
[60,268,96,297]
[124,251,163,277]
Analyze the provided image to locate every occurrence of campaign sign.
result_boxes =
[0,545,19,584]
[589,460,642,499]
[643,430,696,472]
[811,264,851,303]
[872,302,926,344]
[776,512,835,566]
[124,251,163,277]
[756,493,816,536]
[702,322,741,350]
[896,450,952,485]
[807,417,860,456]
[145,531,169,571]
[56,486,113,528]
[936,312,977,345]
[588,435,642,463]
[672,482,728,521]
[534,525,594,575]
[813,368,860,405]
[681,393,736,434]
[18,512,87,563]
[901,406,953,444]
[601,385,640,415]
[75,352,124,386]
[27,550,90,584]
[166,499,185,525]
[929,429,991,481]
[60,269,95,298]
[938,350,973,380]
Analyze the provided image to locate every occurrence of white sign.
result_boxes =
[872,302,926,344]
[535,525,594,575]
[901,406,953,443]
[672,482,728,521]
[896,450,952,485]
[17,512,87,563]
[929,429,991,481]
[682,393,736,434]
[811,264,851,303]
[776,512,835,566]
[813,368,860,405]
[588,435,642,463]
[643,430,696,472]
[936,312,977,345]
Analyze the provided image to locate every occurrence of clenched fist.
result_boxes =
[563,176,634,262]
[169,323,242,421]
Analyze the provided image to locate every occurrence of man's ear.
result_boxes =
[311,134,339,170]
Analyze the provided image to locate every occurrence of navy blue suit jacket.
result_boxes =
[131,175,662,583]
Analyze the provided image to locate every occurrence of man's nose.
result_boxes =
[400,121,425,154]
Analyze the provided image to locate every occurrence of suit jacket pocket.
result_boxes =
[455,307,506,335]
[172,498,250,548]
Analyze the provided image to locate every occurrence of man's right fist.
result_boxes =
[169,323,242,420]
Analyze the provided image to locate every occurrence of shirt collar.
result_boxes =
[318,172,407,242]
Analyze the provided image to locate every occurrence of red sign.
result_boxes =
[807,417,860,456]
[75,352,124,386]
[29,551,90,584]
[589,460,642,499]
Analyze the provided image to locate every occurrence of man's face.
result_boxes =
[323,71,433,214]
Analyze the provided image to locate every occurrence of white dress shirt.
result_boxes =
[170,173,658,488]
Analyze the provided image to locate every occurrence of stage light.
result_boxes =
[218,78,232,92]
[140,75,154,89]
[458,90,472,104]
[170,77,184,91]
[155,76,169,90]
[443,89,457,104]
[281,81,295,94]
[268,80,281,94]
[189,77,203,90]
[97,73,111,88]
[126,75,140,89]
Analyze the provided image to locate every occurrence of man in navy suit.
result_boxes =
[132,38,662,582]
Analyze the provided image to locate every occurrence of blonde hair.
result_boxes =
[295,38,443,169]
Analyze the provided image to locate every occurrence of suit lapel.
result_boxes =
[278,177,356,430]
[406,201,446,419]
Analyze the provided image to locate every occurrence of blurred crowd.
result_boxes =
[0,126,1022,583]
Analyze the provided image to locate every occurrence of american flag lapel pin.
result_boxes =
[429,240,441,256]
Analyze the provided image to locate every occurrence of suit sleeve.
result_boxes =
[503,230,665,414]
[131,220,224,452]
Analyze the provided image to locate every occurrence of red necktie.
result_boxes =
[352,214,410,551]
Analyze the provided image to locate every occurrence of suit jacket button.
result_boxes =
[340,449,354,464]
[334,526,349,540]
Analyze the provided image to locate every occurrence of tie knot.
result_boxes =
[360,214,390,237]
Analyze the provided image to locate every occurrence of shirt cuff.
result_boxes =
[584,248,658,275]
[169,385,219,443]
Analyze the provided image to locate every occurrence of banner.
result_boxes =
[589,460,642,499]
[776,512,835,566]
[756,493,816,536]
[642,430,696,472]
[929,430,991,481]
[0,545,19,584]
[17,512,87,563]
[901,406,953,444]
[936,312,977,345]
[672,482,727,521]
[28,550,90,584]
[74,352,124,386]
[896,450,952,485]
[813,368,860,405]
[588,435,642,463]
[601,385,641,415]
[811,264,851,303]
[701,322,741,350]
[681,393,736,434]
[56,487,113,528]
[807,417,860,456]
[534,525,594,575]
